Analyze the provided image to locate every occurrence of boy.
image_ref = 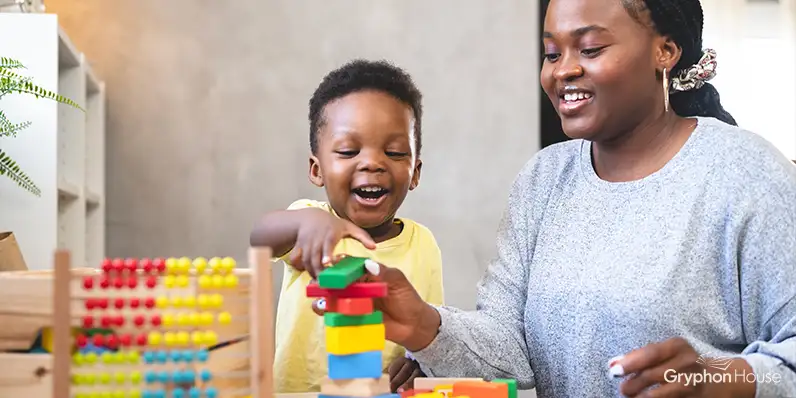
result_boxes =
[249,59,444,393]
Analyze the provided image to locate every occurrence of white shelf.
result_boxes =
[0,13,105,269]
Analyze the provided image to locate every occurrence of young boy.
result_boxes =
[249,59,444,393]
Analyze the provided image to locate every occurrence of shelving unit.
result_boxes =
[0,13,105,270]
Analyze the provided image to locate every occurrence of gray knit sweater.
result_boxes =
[411,117,796,398]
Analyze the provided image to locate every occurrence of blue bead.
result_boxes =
[143,351,155,364]
[142,391,151,398]
[152,390,165,398]
[171,350,183,362]
[182,350,194,362]
[204,387,217,398]
[172,389,185,398]
[182,370,195,383]
[196,349,209,362]
[145,371,157,384]
[158,370,170,383]
[188,388,201,398]
[156,351,168,363]
[199,369,211,382]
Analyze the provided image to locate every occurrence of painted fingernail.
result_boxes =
[608,356,625,378]
[364,259,380,275]
[397,387,404,393]
[317,298,326,310]
[322,256,331,265]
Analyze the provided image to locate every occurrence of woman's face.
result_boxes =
[540,0,671,142]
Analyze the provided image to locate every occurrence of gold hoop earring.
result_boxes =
[663,68,670,112]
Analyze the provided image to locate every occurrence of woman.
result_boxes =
[292,0,796,396]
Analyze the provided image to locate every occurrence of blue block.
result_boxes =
[327,350,383,379]
[320,395,399,398]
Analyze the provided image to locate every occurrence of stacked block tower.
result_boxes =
[306,256,397,398]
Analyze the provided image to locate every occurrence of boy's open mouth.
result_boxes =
[352,185,389,203]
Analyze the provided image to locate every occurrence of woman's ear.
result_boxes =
[409,159,422,190]
[309,155,323,187]
[658,36,682,72]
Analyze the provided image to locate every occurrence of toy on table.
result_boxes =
[308,256,518,398]
[50,248,274,398]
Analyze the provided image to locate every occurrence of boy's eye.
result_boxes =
[386,151,409,157]
[335,150,358,157]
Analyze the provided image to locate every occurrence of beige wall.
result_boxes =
[46,0,540,311]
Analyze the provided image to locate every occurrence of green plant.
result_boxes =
[0,56,83,196]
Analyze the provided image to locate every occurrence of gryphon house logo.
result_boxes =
[696,354,734,371]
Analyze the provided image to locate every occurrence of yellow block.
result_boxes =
[325,323,385,355]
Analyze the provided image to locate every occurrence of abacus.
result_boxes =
[51,247,274,398]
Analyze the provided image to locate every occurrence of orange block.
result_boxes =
[326,297,373,315]
[401,389,432,398]
[452,381,508,398]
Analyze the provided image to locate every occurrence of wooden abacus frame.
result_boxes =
[51,247,275,398]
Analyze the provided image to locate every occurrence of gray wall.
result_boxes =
[47,0,540,311]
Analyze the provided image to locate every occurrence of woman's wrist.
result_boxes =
[403,303,441,352]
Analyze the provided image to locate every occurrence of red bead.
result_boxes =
[136,334,147,346]
[99,276,110,289]
[82,315,94,328]
[153,258,166,273]
[112,258,124,273]
[129,297,141,308]
[113,277,124,289]
[127,277,138,289]
[141,258,154,274]
[85,299,96,310]
[83,276,94,290]
[106,334,119,349]
[114,315,125,326]
[134,315,145,327]
[120,334,132,346]
[151,315,161,326]
[125,258,138,272]
[101,258,113,273]
[144,297,155,308]
[93,334,104,347]
[76,334,88,347]
[114,298,125,309]
[97,298,109,309]
[101,315,113,327]
[145,276,157,289]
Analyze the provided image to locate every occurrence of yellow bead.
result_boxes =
[188,312,200,326]
[177,313,189,326]
[171,296,183,307]
[127,351,140,363]
[178,257,192,274]
[102,351,115,364]
[156,296,169,308]
[183,295,196,307]
[164,332,176,346]
[163,313,175,326]
[209,294,223,307]
[176,331,189,345]
[114,371,126,384]
[129,371,142,384]
[198,275,211,289]
[203,331,218,346]
[193,257,207,273]
[175,274,189,288]
[113,352,126,363]
[148,331,161,346]
[211,274,224,288]
[163,275,175,288]
[72,352,84,366]
[128,389,141,398]
[224,274,238,288]
[113,391,125,398]
[200,311,214,325]
[197,294,209,308]
[72,373,83,384]
[85,352,97,364]
[218,311,232,324]
[192,331,204,345]
[99,372,111,384]
[100,392,112,398]
[166,257,178,274]
[221,256,236,274]
[209,257,222,273]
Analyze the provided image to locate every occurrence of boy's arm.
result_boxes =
[249,199,322,259]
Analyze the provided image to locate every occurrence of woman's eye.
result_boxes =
[581,47,606,57]
[544,53,560,62]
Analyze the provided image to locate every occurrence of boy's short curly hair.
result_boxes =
[308,59,423,156]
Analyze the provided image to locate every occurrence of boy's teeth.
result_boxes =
[564,92,592,101]
[359,187,383,192]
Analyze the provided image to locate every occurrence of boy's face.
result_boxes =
[309,90,421,230]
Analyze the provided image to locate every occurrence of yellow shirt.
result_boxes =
[273,199,445,393]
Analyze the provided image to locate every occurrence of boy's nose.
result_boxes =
[357,152,386,172]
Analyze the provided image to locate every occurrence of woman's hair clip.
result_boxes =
[671,48,718,93]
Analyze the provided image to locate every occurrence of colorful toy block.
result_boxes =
[324,311,383,327]
[327,297,374,315]
[327,351,384,379]
[321,375,390,396]
[307,281,388,298]
[325,323,385,355]
[452,381,508,398]
[318,256,367,289]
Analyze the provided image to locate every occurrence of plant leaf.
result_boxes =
[0,148,41,196]
[0,57,25,69]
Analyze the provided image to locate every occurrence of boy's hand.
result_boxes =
[388,356,425,392]
[289,209,376,278]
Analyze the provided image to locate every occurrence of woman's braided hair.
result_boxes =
[623,0,737,125]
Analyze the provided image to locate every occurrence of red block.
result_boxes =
[306,282,387,298]
[326,297,373,315]
[452,381,508,398]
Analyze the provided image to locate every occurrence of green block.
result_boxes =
[324,311,383,327]
[493,379,517,398]
[318,256,367,289]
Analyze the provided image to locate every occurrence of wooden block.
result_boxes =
[307,282,387,299]
[433,384,453,398]
[325,323,385,355]
[327,351,383,379]
[320,374,390,396]
[452,381,508,398]
[491,379,517,398]
[327,297,374,315]
[324,311,383,327]
[319,394,399,398]
[400,389,432,398]
[413,378,482,391]
[318,256,366,289]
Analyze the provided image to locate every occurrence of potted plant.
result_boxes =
[0,56,83,196]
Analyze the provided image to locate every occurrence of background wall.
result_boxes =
[44,0,540,313]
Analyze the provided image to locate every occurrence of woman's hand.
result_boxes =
[388,355,425,392]
[289,209,376,279]
[612,337,756,398]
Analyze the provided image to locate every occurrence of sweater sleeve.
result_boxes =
[410,162,537,389]
[736,162,796,397]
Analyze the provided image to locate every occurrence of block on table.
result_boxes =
[325,323,385,355]
[320,374,390,397]
[327,350,383,379]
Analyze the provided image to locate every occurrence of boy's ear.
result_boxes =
[309,155,324,187]
[409,159,422,190]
